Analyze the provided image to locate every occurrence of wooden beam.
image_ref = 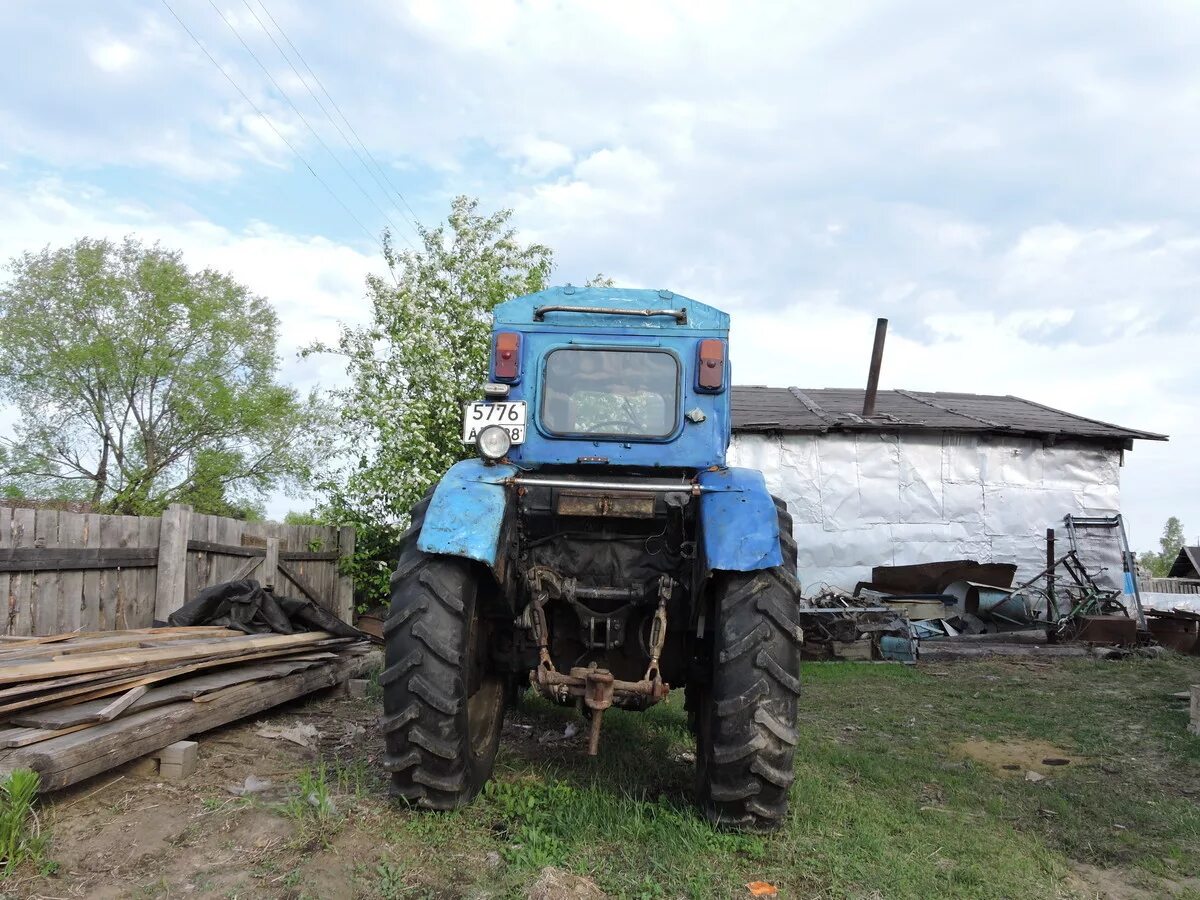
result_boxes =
[262,537,279,590]
[225,554,263,583]
[278,550,340,562]
[277,560,322,607]
[95,685,149,722]
[184,540,265,558]
[0,547,158,573]
[0,722,97,749]
[0,629,240,662]
[336,525,356,624]
[0,651,373,791]
[7,658,330,729]
[0,639,351,715]
[0,631,333,686]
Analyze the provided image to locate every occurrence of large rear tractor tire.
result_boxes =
[380,497,506,809]
[694,497,803,832]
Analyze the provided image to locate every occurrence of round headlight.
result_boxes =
[477,424,512,461]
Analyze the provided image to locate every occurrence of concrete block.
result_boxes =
[154,740,198,779]
[348,678,369,699]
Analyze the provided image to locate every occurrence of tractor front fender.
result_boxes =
[417,459,516,569]
[697,467,782,572]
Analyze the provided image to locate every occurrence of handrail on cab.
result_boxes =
[532,305,689,324]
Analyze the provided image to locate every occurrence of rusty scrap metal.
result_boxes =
[554,489,657,519]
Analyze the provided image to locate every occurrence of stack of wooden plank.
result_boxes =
[0,627,374,790]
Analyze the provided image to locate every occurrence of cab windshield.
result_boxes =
[541,348,678,438]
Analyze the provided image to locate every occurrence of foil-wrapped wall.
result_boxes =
[729,432,1121,595]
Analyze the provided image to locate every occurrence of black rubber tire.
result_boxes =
[772,495,798,575]
[380,495,505,810]
[694,498,804,832]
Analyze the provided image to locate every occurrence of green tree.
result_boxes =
[307,197,553,605]
[1138,515,1187,577]
[0,237,327,516]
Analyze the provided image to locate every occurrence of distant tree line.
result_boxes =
[1138,516,1187,578]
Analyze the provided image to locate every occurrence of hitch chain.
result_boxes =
[525,569,674,755]
[643,576,671,684]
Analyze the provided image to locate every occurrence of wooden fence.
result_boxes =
[0,504,354,637]
[1138,576,1200,596]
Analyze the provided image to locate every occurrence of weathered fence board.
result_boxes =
[0,504,353,636]
[0,508,13,635]
[32,510,58,636]
[154,504,192,625]
[57,513,85,634]
[82,513,102,634]
[136,516,160,631]
[1138,577,1200,596]
[11,509,35,637]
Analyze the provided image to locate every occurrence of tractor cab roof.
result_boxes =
[493,286,729,335]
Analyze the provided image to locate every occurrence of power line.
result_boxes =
[205,0,416,250]
[239,0,423,247]
[157,0,387,256]
[252,0,424,229]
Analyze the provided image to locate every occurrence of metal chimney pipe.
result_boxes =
[862,317,888,417]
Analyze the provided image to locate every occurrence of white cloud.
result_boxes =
[89,39,137,72]
[506,137,573,177]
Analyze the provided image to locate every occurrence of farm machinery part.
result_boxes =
[527,567,673,755]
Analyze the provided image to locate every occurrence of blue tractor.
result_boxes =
[382,286,802,831]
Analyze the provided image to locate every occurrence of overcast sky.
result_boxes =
[1,0,1197,550]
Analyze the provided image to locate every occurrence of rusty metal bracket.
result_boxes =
[532,664,669,755]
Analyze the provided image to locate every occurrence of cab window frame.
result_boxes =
[538,346,681,441]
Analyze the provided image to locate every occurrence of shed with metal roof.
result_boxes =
[728,385,1165,594]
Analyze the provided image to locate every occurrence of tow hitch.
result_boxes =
[526,569,673,755]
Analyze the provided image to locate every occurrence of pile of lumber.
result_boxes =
[0,627,374,790]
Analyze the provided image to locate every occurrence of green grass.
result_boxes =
[0,768,52,879]
[368,655,1200,899]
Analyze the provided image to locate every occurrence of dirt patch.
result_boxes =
[1062,862,1200,899]
[1066,862,1157,899]
[7,687,382,899]
[528,865,608,899]
[953,738,1082,776]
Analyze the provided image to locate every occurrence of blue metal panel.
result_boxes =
[697,468,782,572]
[417,459,516,566]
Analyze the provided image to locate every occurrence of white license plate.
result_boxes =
[463,401,527,444]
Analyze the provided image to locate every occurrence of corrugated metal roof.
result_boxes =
[731,386,1167,444]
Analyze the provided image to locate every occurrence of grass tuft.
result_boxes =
[0,768,49,878]
[284,763,341,828]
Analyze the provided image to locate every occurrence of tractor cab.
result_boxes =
[463,286,732,471]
